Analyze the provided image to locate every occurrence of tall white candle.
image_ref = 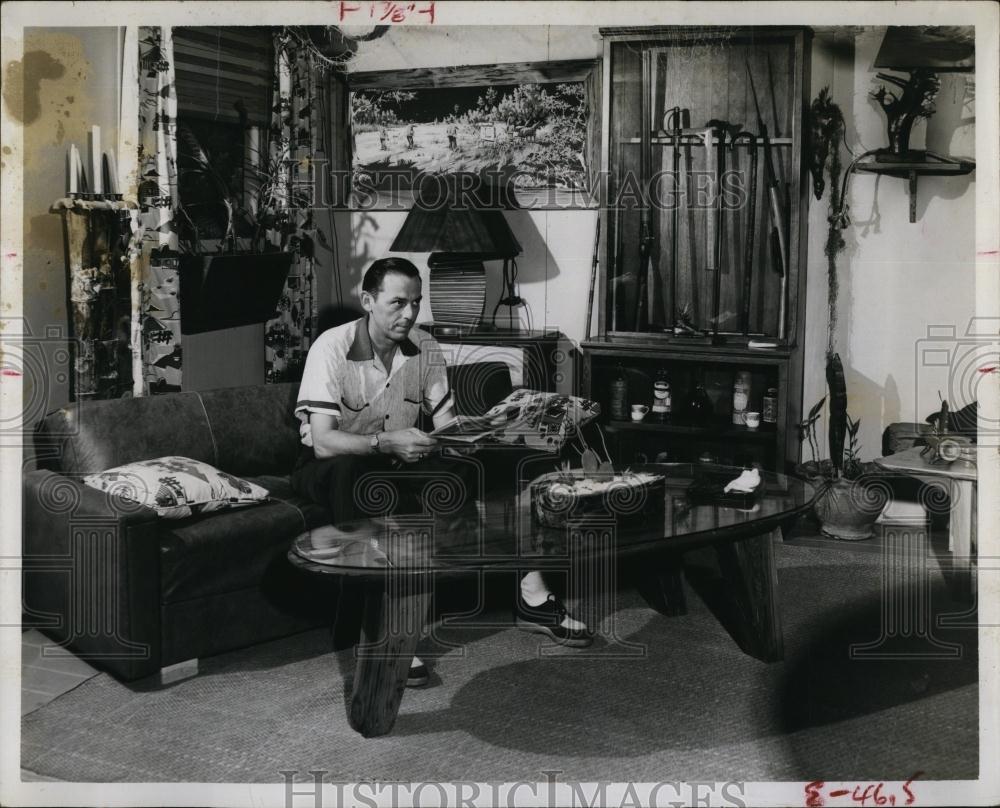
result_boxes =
[106,147,120,196]
[68,145,77,195]
[90,125,102,195]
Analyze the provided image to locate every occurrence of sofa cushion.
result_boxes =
[198,383,302,477]
[82,456,269,519]
[39,392,216,475]
[159,474,331,603]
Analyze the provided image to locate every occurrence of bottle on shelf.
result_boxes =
[610,363,629,420]
[732,370,752,426]
[763,387,778,424]
[652,368,672,421]
[685,374,713,426]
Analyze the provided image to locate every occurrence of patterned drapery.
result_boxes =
[136,26,182,394]
[263,30,319,383]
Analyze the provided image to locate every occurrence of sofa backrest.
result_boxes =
[197,383,301,476]
[38,392,219,476]
[36,364,514,477]
[38,383,301,477]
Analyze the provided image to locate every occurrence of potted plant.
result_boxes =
[796,354,888,540]
[172,118,302,338]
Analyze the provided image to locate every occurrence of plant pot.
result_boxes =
[178,252,294,334]
[813,477,887,541]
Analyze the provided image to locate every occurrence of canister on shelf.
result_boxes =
[763,387,778,423]
[732,370,752,426]
[652,368,672,420]
[610,363,629,420]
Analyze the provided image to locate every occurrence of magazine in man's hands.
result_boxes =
[430,389,601,451]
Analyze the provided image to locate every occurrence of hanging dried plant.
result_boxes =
[808,87,847,358]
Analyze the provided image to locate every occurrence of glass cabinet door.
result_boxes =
[605,31,801,344]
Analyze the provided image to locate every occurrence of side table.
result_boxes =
[875,446,977,600]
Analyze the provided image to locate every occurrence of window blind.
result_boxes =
[172,27,273,125]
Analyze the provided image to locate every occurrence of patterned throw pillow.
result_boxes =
[82,456,269,519]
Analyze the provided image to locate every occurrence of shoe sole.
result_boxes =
[515,617,593,648]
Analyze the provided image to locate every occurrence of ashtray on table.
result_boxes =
[530,469,665,528]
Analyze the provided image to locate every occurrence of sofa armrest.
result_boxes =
[23,469,163,681]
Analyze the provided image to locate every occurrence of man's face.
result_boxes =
[362,272,422,343]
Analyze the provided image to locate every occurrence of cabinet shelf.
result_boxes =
[619,136,794,146]
[583,338,792,361]
[603,419,777,442]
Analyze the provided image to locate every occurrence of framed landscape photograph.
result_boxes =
[347,59,601,209]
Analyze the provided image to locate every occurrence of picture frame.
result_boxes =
[347,58,602,209]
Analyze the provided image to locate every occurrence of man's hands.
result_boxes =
[378,428,438,463]
[300,414,437,462]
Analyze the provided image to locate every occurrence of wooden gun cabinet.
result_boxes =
[582,27,811,470]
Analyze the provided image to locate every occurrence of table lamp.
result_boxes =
[871,25,974,162]
[390,174,522,333]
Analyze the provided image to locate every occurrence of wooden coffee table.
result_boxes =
[288,464,817,737]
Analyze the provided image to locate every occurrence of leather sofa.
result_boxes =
[23,362,520,682]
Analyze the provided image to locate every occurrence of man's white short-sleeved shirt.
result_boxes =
[295,316,451,435]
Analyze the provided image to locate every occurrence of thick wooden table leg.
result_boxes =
[348,575,431,738]
[635,557,687,616]
[714,528,783,662]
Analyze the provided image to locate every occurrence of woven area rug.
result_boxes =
[21,542,978,783]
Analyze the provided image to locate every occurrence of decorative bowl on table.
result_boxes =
[529,468,665,528]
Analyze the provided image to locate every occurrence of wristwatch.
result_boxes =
[369,432,382,455]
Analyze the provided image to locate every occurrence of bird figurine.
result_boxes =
[723,467,761,494]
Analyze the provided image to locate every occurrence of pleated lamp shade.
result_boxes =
[873,26,974,71]
[390,175,521,327]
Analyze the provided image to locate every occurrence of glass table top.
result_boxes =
[288,464,818,576]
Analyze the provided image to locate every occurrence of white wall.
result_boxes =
[803,28,977,461]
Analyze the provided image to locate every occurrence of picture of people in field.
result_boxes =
[350,82,590,205]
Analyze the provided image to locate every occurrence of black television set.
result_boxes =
[179,253,294,335]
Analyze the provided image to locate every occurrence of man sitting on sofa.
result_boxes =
[291,257,592,686]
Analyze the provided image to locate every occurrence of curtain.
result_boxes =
[263,30,319,383]
[136,27,182,394]
[119,26,144,397]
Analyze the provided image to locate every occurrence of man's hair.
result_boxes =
[362,257,421,296]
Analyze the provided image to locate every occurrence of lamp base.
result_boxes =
[427,257,487,329]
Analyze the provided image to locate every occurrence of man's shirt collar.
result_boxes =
[346,314,421,362]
